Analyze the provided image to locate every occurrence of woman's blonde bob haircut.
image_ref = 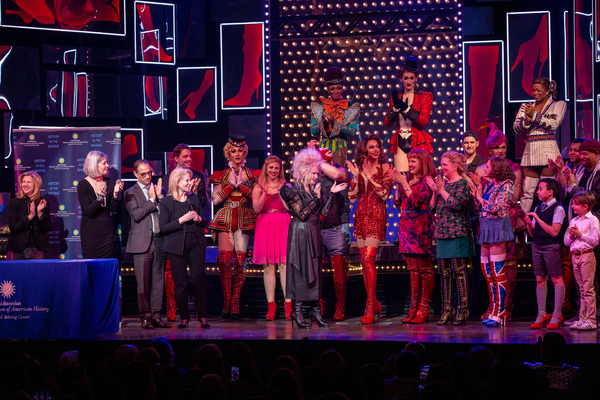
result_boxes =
[168,167,193,197]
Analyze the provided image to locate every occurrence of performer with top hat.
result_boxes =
[209,135,260,320]
[384,56,434,172]
[311,67,360,167]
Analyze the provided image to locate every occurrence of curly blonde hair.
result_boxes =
[441,151,467,177]
[291,148,322,189]
[224,142,249,161]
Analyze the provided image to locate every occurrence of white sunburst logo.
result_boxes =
[0,280,16,298]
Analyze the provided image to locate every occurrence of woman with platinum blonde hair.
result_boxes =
[280,147,347,328]
[78,150,123,258]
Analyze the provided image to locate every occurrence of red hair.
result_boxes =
[407,149,437,180]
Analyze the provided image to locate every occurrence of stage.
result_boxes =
[101,316,599,345]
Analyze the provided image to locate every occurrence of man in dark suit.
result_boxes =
[125,159,171,329]
[163,143,208,205]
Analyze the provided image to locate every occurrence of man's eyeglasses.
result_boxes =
[137,171,154,177]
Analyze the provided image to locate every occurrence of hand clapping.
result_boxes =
[346,160,359,178]
[521,102,534,118]
[389,169,407,185]
[113,179,124,198]
[330,181,348,193]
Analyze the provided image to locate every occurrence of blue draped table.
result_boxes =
[0,259,120,340]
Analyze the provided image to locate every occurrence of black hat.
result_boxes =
[229,134,246,147]
[323,67,344,85]
[402,56,419,73]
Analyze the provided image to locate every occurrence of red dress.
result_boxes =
[384,89,434,154]
[349,163,394,241]
[209,166,260,232]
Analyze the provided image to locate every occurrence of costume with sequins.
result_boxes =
[349,163,394,241]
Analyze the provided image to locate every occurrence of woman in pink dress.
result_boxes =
[252,156,292,320]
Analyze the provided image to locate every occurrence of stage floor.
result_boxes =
[99,316,600,345]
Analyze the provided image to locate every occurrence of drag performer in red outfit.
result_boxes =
[347,135,394,324]
[209,135,260,319]
[384,56,434,172]
[390,149,437,324]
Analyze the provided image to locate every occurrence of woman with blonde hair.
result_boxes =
[77,150,123,259]
[280,148,347,328]
[252,156,292,320]
[209,135,260,319]
[8,171,51,259]
[427,151,475,325]
[159,167,209,329]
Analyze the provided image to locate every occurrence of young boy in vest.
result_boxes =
[564,191,599,330]
[526,178,567,329]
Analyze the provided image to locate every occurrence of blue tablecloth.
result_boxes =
[0,259,120,340]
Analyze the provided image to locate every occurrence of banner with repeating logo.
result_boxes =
[13,127,121,259]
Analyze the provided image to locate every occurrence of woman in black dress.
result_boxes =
[77,150,123,259]
[8,171,51,259]
[280,148,347,328]
[159,167,209,329]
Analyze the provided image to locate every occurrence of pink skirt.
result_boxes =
[253,212,291,265]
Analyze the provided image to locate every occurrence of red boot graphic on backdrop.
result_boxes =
[136,3,173,63]
[224,23,263,106]
[180,69,215,119]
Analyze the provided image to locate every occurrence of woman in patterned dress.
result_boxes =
[473,157,516,327]
[514,78,566,213]
[346,134,394,324]
[427,151,475,326]
[390,149,437,324]
[473,125,524,321]
[209,135,260,320]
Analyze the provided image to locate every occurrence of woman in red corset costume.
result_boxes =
[209,135,260,319]
[384,56,434,172]
[346,135,394,324]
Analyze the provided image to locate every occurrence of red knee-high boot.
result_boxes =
[164,257,176,322]
[361,246,380,324]
[332,255,347,320]
[413,256,434,324]
[231,251,248,319]
[219,250,234,319]
[402,257,420,323]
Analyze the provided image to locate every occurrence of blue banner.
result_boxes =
[13,127,121,259]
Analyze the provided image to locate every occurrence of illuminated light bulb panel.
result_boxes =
[276,0,462,242]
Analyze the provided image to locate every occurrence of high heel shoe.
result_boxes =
[180,69,215,119]
[284,301,292,320]
[401,308,417,323]
[177,319,189,329]
[308,301,329,327]
[266,301,277,320]
[201,323,211,329]
[290,300,310,329]
[437,310,452,325]
[453,309,468,326]
[484,317,506,328]
[223,23,263,107]
[530,313,552,329]
[547,314,564,330]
